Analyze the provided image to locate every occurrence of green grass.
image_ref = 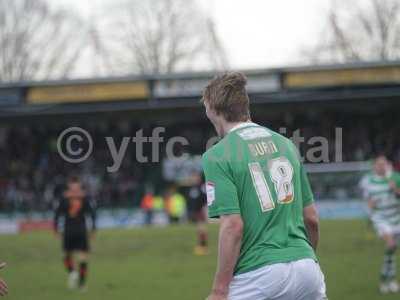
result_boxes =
[0,220,399,300]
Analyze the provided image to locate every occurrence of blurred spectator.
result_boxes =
[164,185,187,224]
[141,185,155,226]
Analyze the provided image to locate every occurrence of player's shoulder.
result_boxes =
[202,139,227,166]
[202,128,246,171]
[267,127,294,146]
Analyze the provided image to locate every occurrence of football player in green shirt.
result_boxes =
[202,72,326,300]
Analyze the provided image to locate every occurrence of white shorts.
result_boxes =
[373,222,400,237]
[228,259,327,300]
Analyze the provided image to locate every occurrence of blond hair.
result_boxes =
[202,72,251,122]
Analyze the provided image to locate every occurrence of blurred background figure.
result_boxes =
[186,171,209,255]
[54,176,96,291]
[140,185,155,226]
[164,185,187,224]
[360,155,400,294]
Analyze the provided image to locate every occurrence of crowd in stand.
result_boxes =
[0,110,399,213]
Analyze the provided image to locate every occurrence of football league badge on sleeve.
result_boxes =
[206,181,215,206]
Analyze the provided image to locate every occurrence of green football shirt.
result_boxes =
[202,123,316,275]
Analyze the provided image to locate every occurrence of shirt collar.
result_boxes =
[229,122,257,133]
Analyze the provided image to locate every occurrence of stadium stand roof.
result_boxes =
[1,60,400,117]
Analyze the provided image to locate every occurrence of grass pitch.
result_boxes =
[0,219,399,300]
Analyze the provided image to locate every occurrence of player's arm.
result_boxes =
[0,262,8,297]
[389,173,400,196]
[300,164,319,251]
[359,176,376,213]
[85,198,97,234]
[389,183,400,196]
[202,154,241,299]
[210,214,243,299]
[303,204,319,251]
[53,199,65,235]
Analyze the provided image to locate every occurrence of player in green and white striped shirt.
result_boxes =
[360,155,400,294]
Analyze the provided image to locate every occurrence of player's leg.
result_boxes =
[374,221,399,293]
[63,251,75,274]
[65,252,79,289]
[76,251,89,290]
[75,232,91,290]
[63,233,74,273]
[195,223,209,253]
[380,232,398,293]
[194,207,209,255]
[63,235,79,289]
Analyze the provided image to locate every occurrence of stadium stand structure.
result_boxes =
[0,61,399,214]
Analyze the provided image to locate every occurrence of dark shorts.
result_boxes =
[63,234,89,252]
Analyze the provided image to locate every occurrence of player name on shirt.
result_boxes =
[248,141,278,157]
